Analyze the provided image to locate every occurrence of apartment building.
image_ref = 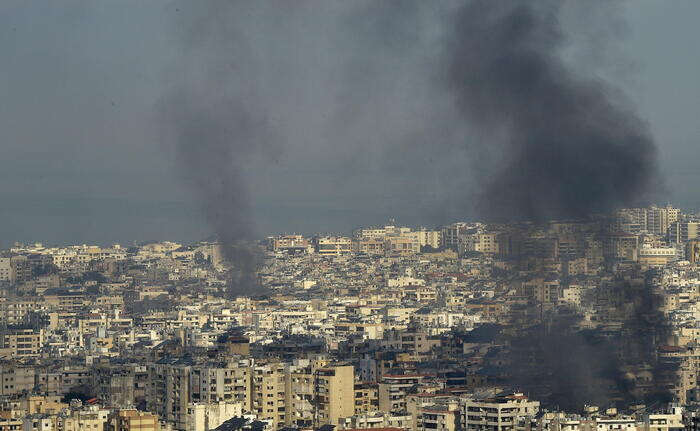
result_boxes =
[0,300,46,326]
[0,258,11,282]
[415,230,441,250]
[354,383,379,414]
[148,363,190,430]
[379,375,426,413]
[638,246,677,268]
[0,328,43,358]
[385,236,420,256]
[419,405,459,431]
[268,235,310,253]
[252,363,288,429]
[461,393,539,431]
[314,237,352,256]
[315,364,354,427]
[190,364,251,410]
[186,402,243,431]
[289,368,314,428]
[107,409,159,431]
[0,367,36,396]
[669,221,700,244]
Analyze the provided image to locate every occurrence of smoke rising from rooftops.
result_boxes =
[157,1,452,294]
[442,1,671,409]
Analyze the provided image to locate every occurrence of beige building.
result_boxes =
[638,246,676,268]
[107,410,159,431]
[353,384,378,414]
[379,375,426,413]
[314,237,352,256]
[353,238,386,255]
[148,364,190,430]
[461,393,539,431]
[669,221,700,244]
[415,230,441,250]
[0,366,36,396]
[191,364,251,410]
[289,368,315,428]
[186,402,243,431]
[688,239,700,264]
[62,407,111,431]
[269,235,310,253]
[315,364,354,427]
[418,405,459,431]
[385,236,420,256]
[252,362,289,429]
[0,258,11,282]
[0,328,43,358]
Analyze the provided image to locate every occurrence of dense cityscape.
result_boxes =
[1,204,699,431]
[5,1,699,431]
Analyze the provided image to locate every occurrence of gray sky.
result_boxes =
[1,1,698,246]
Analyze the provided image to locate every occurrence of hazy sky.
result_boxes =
[1,1,699,246]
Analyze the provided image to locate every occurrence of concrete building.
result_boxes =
[268,235,310,253]
[148,363,190,430]
[638,246,677,268]
[107,410,159,431]
[191,364,251,410]
[315,364,354,427]
[186,402,243,431]
[0,258,11,282]
[379,375,425,413]
[252,362,289,429]
[0,328,43,358]
[688,239,700,264]
[314,237,352,256]
[461,393,539,431]
[669,221,700,244]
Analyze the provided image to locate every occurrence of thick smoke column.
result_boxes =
[444,1,671,409]
[446,0,659,220]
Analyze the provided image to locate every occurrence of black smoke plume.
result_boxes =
[445,0,671,409]
[446,0,660,221]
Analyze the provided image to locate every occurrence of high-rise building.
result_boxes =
[190,364,251,410]
[147,363,190,430]
[315,364,354,427]
[616,205,681,236]
[688,239,700,264]
[252,362,289,429]
[669,221,700,244]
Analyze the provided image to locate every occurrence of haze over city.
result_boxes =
[2,2,700,431]
[1,1,700,246]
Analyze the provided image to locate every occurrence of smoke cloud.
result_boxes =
[158,2,282,296]
[158,1,668,407]
[443,1,669,409]
[157,1,453,294]
[445,0,660,221]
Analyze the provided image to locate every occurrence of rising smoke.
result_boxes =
[158,1,450,295]
[445,0,660,221]
[444,1,669,409]
[158,2,280,297]
[159,0,670,406]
